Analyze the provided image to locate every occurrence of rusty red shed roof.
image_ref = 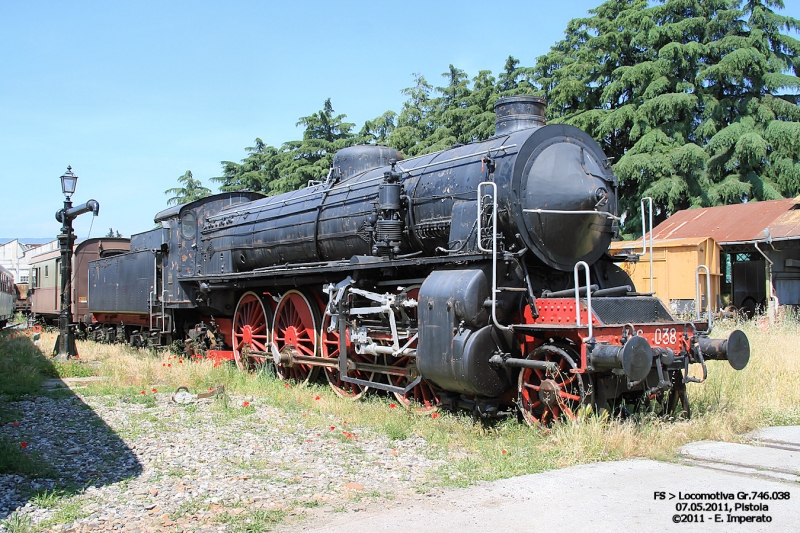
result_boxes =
[650,197,800,244]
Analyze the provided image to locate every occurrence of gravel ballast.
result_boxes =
[0,386,445,532]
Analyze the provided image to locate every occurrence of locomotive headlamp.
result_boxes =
[60,165,78,198]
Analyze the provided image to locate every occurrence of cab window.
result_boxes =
[181,212,196,239]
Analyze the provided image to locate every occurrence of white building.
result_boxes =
[0,239,56,283]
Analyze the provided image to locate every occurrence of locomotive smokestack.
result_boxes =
[494,95,547,136]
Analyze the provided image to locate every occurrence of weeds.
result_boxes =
[217,508,288,532]
[30,489,66,508]
[0,331,54,397]
[169,497,207,520]
[51,360,100,378]
[37,498,89,530]
[4,314,799,496]
[2,513,33,533]
[0,435,52,477]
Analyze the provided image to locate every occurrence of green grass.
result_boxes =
[30,489,67,508]
[0,436,53,478]
[36,498,90,530]
[0,407,23,426]
[5,315,799,500]
[0,331,55,397]
[169,497,207,520]
[51,360,100,378]
[2,513,34,533]
[217,508,288,533]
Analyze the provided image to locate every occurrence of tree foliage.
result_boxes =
[213,99,359,195]
[535,0,800,233]
[164,171,212,206]
[181,0,799,238]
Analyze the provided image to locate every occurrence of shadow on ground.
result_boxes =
[0,329,142,520]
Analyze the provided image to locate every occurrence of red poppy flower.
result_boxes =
[314,396,320,401]
[151,388,157,393]
[179,360,183,364]
[20,442,27,449]
[389,403,397,409]
[501,449,508,455]
[162,363,166,367]
[243,401,250,408]
[168,364,171,367]
[284,383,290,388]
[302,413,306,417]
[208,387,214,391]
[431,412,439,419]
[13,421,19,427]
[330,426,335,431]
[141,391,146,395]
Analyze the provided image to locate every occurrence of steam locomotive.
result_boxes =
[86,96,750,423]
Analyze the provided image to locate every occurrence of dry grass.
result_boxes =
[14,315,800,487]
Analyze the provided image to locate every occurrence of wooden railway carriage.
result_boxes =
[86,96,750,422]
[29,238,130,327]
[0,265,14,328]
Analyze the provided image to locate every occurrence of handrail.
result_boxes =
[161,289,168,332]
[574,261,593,339]
[695,265,713,332]
[148,291,154,330]
[478,182,510,332]
[523,208,621,220]
[397,144,517,174]
[640,197,654,293]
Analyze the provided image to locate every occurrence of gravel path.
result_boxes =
[0,385,445,532]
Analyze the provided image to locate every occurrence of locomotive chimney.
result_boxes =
[494,95,547,136]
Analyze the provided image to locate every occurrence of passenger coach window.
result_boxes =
[181,213,196,239]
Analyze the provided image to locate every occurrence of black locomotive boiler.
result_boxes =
[87,96,750,422]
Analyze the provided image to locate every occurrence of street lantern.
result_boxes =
[60,165,78,198]
[53,166,100,360]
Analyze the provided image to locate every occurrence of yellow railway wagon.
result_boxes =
[608,237,722,315]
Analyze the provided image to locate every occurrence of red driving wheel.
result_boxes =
[232,292,270,370]
[271,290,319,384]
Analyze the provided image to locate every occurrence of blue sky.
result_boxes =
[1,1,798,240]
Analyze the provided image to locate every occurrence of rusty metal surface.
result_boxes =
[767,201,800,239]
[650,198,800,243]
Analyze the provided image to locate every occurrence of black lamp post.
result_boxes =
[54,166,100,360]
